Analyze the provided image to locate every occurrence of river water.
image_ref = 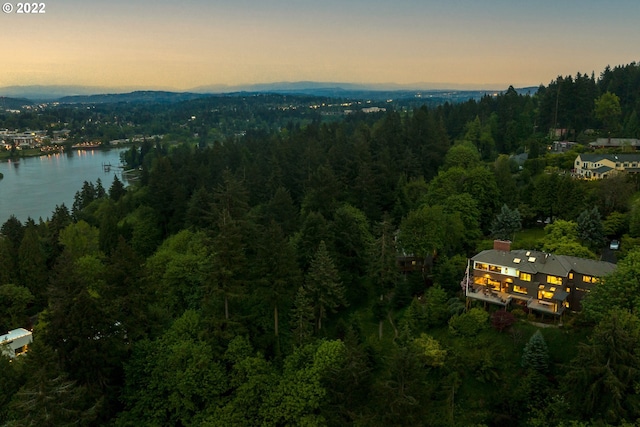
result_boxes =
[0,148,127,225]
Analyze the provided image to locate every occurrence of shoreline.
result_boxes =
[0,145,127,163]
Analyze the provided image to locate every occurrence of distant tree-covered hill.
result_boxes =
[0,96,33,110]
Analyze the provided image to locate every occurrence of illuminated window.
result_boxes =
[487,279,501,290]
[583,275,599,284]
[475,262,488,271]
[538,290,554,299]
[489,265,502,273]
[569,272,573,280]
[566,287,571,293]
[474,276,486,285]
[519,272,532,281]
[547,275,563,285]
[513,285,528,294]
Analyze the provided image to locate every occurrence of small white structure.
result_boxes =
[0,328,33,358]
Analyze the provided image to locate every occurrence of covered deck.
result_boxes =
[527,299,565,316]
[528,284,568,316]
[466,285,512,306]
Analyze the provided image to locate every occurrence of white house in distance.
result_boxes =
[0,328,33,358]
[574,153,640,179]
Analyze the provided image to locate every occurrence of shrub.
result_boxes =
[491,310,516,332]
[448,308,489,336]
[511,308,526,319]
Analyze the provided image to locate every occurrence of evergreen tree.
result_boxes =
[576,206,605,250]
[5,341,99,427]
[330,204,373,304]
[95,178,106,199]
[17,224,48,309]
[42,250,126,397]
[108,175,126,201]
[46,204,72,262]
[0,237,18,285]
[1,215,24,250]
[255,221,302,339]
[98,201,120,255]
[563,310,640,424]
[490,204,522,241]
[213,169,250,223]
[185,186,214,230]
[291,286,314,345]
[264,186,299,237]
[0,284,33,331]
[521,330,550,374]
[370,213,399,338]
[208,209,246,320]
[72,181,96,219]
[304,241,347,331]
[292,211,332,271]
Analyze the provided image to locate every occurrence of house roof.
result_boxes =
[472,249,616,278]
[558,254,617,277]
[592,165,614,174]
[0,328,31,343]
[589,138,640,147]
[578,153,640,163]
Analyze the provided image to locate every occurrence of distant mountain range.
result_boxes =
[0,82,539,105]
[57,91,206,104]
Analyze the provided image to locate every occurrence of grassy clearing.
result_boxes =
[512,227,546,250]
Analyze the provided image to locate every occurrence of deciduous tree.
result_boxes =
[595,91,622,140]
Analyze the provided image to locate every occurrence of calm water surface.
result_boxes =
[0,149,126,224]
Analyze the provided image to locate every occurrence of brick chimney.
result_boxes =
[493,239,511,252]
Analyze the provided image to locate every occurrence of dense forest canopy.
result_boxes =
[3,62,640,426]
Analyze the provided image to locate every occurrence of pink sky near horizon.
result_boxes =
[1,0,639,90]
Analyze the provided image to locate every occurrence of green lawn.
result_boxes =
[512,227,546,250]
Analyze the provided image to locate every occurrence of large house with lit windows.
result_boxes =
[465,240,616,316]
[574,153,640,179]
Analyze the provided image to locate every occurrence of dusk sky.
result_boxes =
[1,0,639,91]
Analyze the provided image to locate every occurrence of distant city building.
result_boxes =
[361,107,386,113]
